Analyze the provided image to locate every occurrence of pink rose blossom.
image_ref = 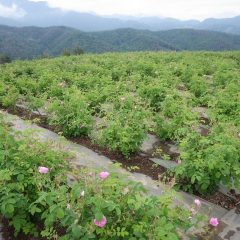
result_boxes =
[194,199,201,207]
[99,171,109,180]
[38,166,49,174]
[209,217,219,227]
[94,216,107,228]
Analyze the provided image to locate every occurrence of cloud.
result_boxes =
[29,0,240,20]
[0,3,26,18]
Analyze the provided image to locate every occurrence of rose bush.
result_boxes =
[0,115,203,239]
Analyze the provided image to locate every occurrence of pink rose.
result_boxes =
[194,199,201,207]
[94,216,107,228]
[99,171,109,180]
[38,166,49,174]
[209,217,219,227]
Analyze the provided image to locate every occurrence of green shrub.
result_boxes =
[47,88,93,137]
[175,123,240,193]
[0,116,202,239]
[0,117,69,236]
[155,94,197,141]
[138,81,168,111]
[96,96,149,157]
[97,109,148,157]
[0,83,19,107]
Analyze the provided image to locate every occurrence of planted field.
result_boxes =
[0,51,239,195]
[2,114,205,239]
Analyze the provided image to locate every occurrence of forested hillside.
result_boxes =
[1,25,240,59]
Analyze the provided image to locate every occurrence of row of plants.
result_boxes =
[0,114,210,239]
[0,51,239,194]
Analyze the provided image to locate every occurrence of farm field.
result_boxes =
[2,112,208,240]
[0,51,239,196]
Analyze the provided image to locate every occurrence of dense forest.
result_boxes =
[1,25,240,59]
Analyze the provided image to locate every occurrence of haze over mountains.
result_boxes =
[0,0,240,34]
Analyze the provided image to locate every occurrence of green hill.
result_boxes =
[1,25,240,59]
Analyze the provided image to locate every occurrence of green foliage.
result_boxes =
[0,51,239,193]
[0,117,199,239]
[175,124,240,193]
[97,100,149,157]
[1,25,240,60]
[0,82,19,107]
[47,88,93,137]
[0,117,68,236]
[155,93,197,141]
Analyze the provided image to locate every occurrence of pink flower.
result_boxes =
[94,216,107,228]
[177,160,182,164]
[99,171,109,180]
[38,166,49,174]
[194,199,201,207]
[209,217,219,227]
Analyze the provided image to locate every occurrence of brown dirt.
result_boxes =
[1,218,45,240]
[200,191,237,210]
[1,218,65,240]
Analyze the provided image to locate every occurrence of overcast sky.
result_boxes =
[2,0,240,20]
[0,3,26,18]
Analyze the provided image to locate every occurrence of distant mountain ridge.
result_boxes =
[1,25,240,59]
[0,0,240,34]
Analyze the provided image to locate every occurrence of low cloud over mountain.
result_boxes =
[0,0,239,34]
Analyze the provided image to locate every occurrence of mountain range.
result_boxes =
[0,0,240,34]
[1,25,240,59]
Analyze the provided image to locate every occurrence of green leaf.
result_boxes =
[56,208,65,219]
[6,204,14,214]
[17,174,24,181]
[95,212,103,221]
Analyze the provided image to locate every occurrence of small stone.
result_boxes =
[167,143,180,155]
[150,158,178,169]
[140,134,159,153]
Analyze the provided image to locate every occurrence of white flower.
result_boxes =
[80,190,85,197]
